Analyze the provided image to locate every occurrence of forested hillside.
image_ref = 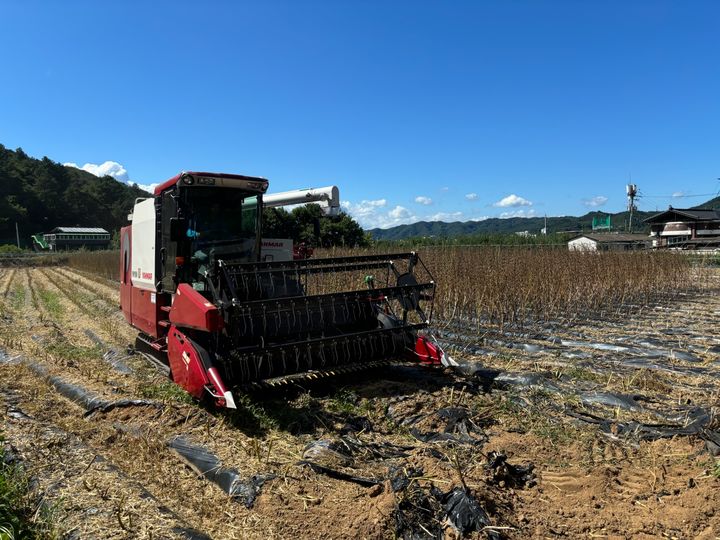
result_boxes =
[0,145,367,249]
[368,210,655,241]
[0,145,149,246]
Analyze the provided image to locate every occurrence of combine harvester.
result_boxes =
[120,172,448,408]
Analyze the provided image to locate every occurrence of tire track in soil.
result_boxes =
[39,268,135,348]
[25,268,39,313]
[0,268,16,297]
[55,266,119,307]
[62,266,119,296]
[25,269,149,402]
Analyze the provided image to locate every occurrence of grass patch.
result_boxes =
[45,341,101,362]
[226,393,280,434]
[326,388,362,415]
[37,288,63,319]
[0,441,60,539]
[138,380,195,405]
[562,366,604,384]
[8,286,25,312]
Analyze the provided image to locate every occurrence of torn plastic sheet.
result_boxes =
[566,406,720,442]
[485,339,545,354]
[462,368,562,394]
[84,399,161,417]
[620,357,711,377]
[0,348,20,364]
[445,324,710,365]
[410,407,488,446]
[83,329,134,375]
[494,372,561,393]
[168,436,274,508]
[302,439,353,468]
[386,403,487,446]
[299,460,382,487]
[339,415,373,435]
[561,350,593,360]
[485,451,536,488]
[303,435,410,466]
[389,465,424,493]
[23,360,107,410]
[20,357,158,415]
[578,391,645,412]
[7,406,33,421]
[560,338,703,363]
[440,487,495,537]
[394,485,444,540]
[300,436,408,488]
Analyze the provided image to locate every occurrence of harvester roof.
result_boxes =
[153,171,269,196]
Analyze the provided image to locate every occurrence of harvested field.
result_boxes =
[1,262,719,539]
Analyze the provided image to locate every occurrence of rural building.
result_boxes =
[568,233,650,252]
[643,207,720,250]
[43,227,111,251]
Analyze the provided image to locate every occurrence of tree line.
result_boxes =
[0,145,367,249]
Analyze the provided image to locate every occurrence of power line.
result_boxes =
[639,192,717,199]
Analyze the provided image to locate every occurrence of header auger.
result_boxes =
[120,171,449,408]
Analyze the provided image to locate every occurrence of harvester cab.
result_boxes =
[120,171,449,408]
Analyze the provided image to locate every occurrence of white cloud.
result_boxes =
[340,199,386,218]
[64,160,129,182]
[440,187,449,192]
[582,195,608,208]
[389,206,412,219]
[428,211,463,222]
[64,160,158,193]
[493,194,533,208]
[465,193,478,201]
[500,209,537,219]
[470,215,489,222]
[414,196,433,206]
[343,200,416,229]
[672,191,685,198]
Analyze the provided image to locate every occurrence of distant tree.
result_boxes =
[290,204,367,247]
[262,207,301,240]
[261,204,367,248]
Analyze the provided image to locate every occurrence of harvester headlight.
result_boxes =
[182,174,195,185]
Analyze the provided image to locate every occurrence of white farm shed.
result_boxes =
[568,233,649,252]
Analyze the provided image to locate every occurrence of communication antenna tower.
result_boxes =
[626,183,638,232]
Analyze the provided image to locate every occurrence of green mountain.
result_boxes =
[0,145,150,247]
[694,195,720,209]
[369,209,655,241]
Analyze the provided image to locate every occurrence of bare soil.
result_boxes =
[0,266,718,539]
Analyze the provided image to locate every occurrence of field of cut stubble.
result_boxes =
[0,248,718,539]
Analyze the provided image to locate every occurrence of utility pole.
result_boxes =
[15,222,20,249]
[626,184,638,233]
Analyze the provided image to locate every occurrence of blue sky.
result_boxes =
[2,1,719,228]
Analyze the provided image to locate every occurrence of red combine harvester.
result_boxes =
[120,171,448,408]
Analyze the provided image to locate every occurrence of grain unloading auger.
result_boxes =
[120,172,449,408]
